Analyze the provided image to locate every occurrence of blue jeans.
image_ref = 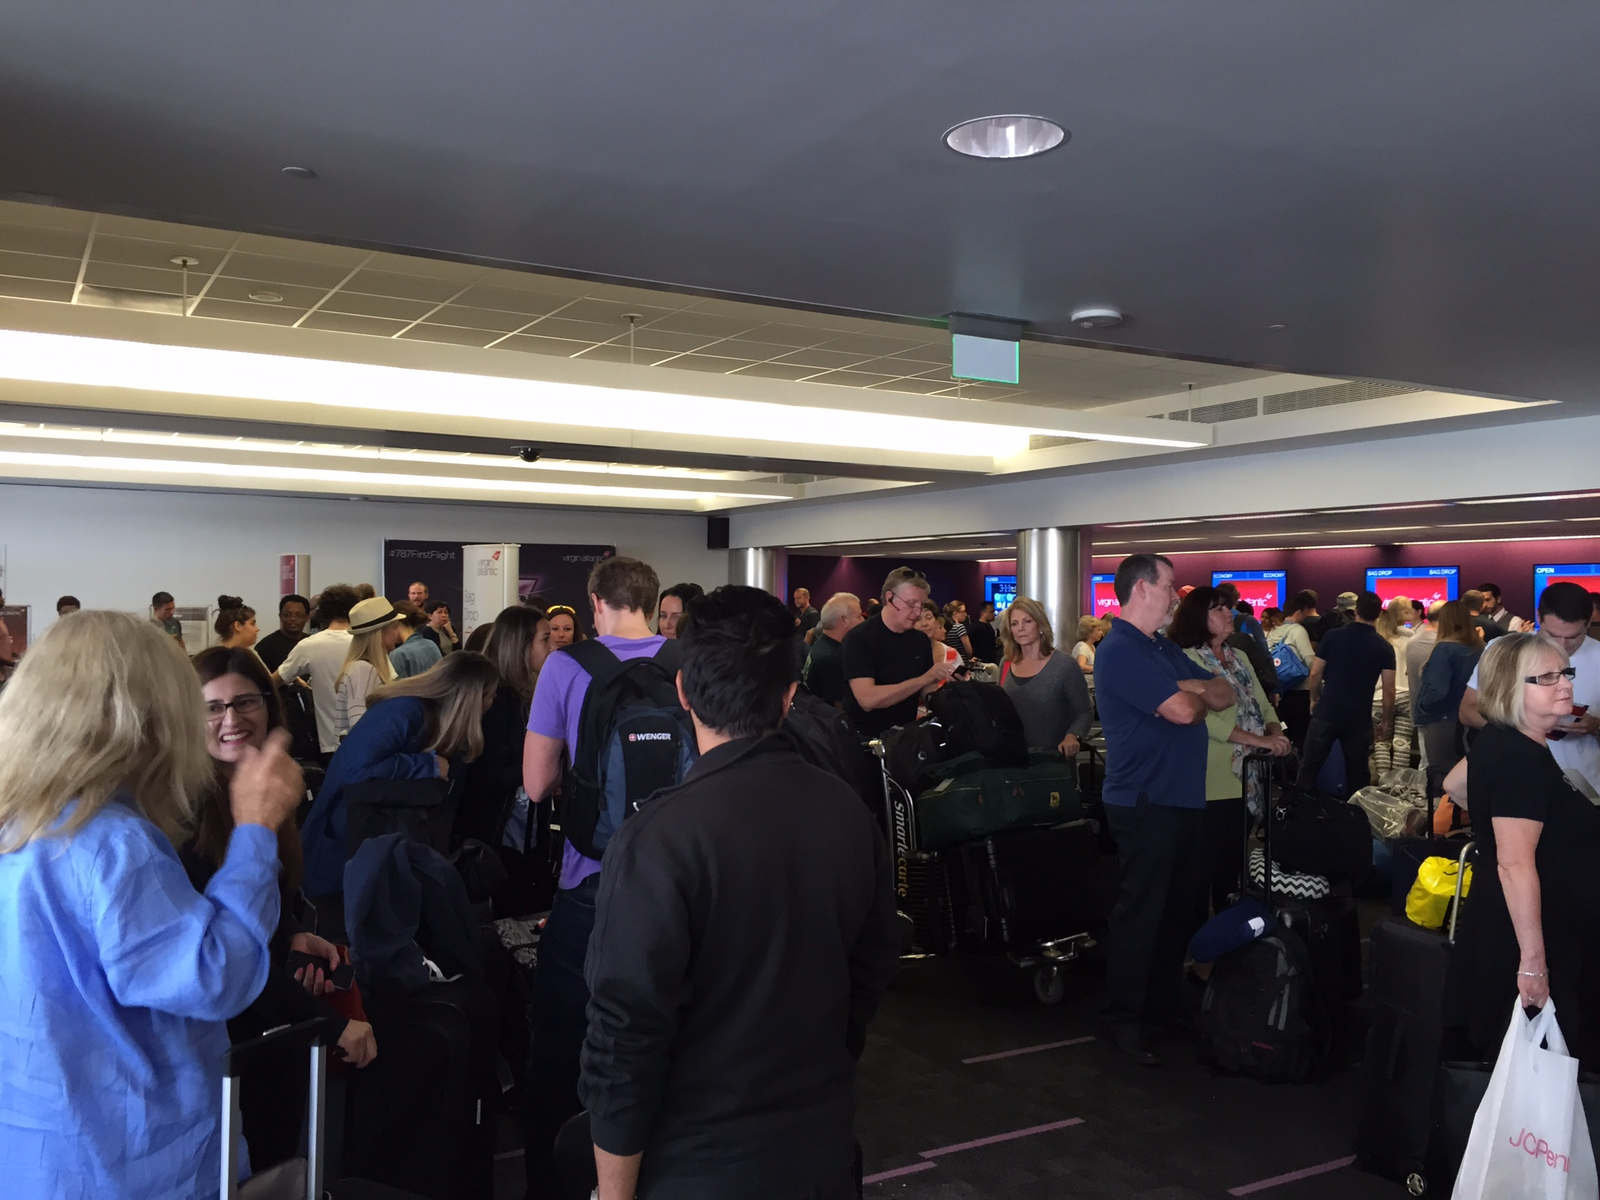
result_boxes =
[524,876,598,1200]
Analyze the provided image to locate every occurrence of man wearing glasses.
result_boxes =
[1461,581,1600,799]
[842,567,958,737]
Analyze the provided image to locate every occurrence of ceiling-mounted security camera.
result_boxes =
[511,445,542,463]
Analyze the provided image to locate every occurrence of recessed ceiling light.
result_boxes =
[281,166,317,180]
[248,291,284,303]
[1268,323,1289,331]
[944,115,1067,160]
[169,255,200,269]
[1071,306,1123,330]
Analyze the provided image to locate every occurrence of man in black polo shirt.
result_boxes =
[802,592,863,706]
[840,567,957,737]
[1298,589,1396,793]
[581,586,899,1199]
[1094,554,1236,1064]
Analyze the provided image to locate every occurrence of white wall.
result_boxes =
[0,483,726,632]
[730,408,1598,548]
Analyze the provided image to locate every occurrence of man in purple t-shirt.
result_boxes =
[522,555,665,1196]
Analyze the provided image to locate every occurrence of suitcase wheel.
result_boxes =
[1032,964,1065,1006]
[1405,1171,1428,1196]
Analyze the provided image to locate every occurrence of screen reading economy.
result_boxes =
[1211,570,1286,613]
[1365,566,1459,608]
[1534,564,1600,610]
[1092,573,1120,618]
[984,574,1017,612]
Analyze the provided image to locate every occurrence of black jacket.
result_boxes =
[580,734,900,1200]
[457,685,529,847]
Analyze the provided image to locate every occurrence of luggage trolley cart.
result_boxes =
[869,736,1100,1005]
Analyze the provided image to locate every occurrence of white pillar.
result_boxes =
[1015,528,1083,647]
[728,547,787,597]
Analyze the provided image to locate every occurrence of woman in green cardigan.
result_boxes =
[1168,586,1293,918]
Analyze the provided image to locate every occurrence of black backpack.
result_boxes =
[924,681,1028,766]
[560,640,698,860]
[1198,926,1322,1081]
[781,690,879,812]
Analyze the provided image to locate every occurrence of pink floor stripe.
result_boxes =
[862,1161,938,1185]
[919,1117,1085,1159]
[1227,1155,1357,1196]
[962,1035,1096,1064]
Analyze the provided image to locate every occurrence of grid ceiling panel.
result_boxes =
[0,199,1302,411]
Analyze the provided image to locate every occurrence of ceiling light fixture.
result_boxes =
[1267,324,1289,331]
[281,166,317,179]
[248,291,283,303]
[944,115,1067,160]
[1397,534,1592,547]
[1091,544,1379,558]
[0,449,790,503]
[1070,306,1123,330]
[1458,492,1600,506]
[0,330,1207,457]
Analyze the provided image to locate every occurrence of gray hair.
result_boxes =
[819,592,861,632]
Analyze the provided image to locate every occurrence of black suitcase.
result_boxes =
[349,979,499,1200]
[1270,782,1373,878]
[924,681,1028,766]
[1354,841,1474,1196]
[221,1018,426,1200]
[947,820,1108,955]
[1198,754,1339,1079]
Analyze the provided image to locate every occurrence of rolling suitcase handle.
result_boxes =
[221,1017,343,1200]
[1445,840,1475,944]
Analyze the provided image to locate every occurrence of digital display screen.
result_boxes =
[1092,573,1120,618]
[1211,570,1286,614]
[1534,564,1600,610]
[1366,566,1459,608]
[984,574,1017,612]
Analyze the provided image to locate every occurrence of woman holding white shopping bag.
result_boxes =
[1444,631,1600,1068]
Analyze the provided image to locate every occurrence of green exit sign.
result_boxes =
[951,333,1020,384]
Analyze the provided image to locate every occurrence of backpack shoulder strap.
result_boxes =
[568,640,630,778]
[566,638,626,689]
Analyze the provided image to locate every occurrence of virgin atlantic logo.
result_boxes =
[1509,1127,1572,1173]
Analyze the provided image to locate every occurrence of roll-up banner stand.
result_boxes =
[462,543,520,642]
[279,554,311,597]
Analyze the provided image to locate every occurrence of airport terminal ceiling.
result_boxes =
[3,3,1600,410]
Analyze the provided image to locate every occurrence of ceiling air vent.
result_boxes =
[76,285,183,315]
[1261,381,1418,415]
[1161,397,1260,424]
[1028,434,1088,451]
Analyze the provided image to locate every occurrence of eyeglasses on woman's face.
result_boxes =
[1525,667,1577,686]
[204,693,270,721]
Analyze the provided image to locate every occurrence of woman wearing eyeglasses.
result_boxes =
[1443,632,1600,1069]
[183,647,377,1170]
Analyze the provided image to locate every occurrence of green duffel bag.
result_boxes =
[914,758,1081,850]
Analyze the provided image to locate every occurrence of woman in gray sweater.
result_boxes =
[999,596,1094,756]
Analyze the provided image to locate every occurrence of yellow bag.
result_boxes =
[1406,855,1473,930]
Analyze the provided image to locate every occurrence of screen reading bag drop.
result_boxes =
[1365,566,1459,608]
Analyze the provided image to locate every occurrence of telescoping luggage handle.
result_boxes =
[221,1017,342,1200]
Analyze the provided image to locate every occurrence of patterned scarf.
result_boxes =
[1195,642,1269,808]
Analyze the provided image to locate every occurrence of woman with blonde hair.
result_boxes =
[335,596,406,733]
[1373,596,1416,772]
[999,596,1093,757]
[0,611,303,1196]
[300,650,502,900]
[1070,614,1108,680]
[1443,632,1600,1067]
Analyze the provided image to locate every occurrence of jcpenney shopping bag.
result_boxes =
[1452,1001,1598,1200]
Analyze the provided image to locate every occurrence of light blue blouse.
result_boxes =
[0,801,280,1199]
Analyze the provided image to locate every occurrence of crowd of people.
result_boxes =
[3,550,1600,1196]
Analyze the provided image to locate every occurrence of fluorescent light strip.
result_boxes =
[1091,544,1377,557]
[0,421,755,482]
[0,449,791,502]
[1326,502,1452,514]
[1104,511,1311,530]
[1457,492,1600,506]
[0,330,1206,456]
[1396,534,1600,547]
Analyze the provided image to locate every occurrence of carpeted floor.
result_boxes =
[854,951,1405,1199]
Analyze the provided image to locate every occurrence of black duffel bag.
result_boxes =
[1269,784,1374,878]
[344,776,456,859]
[925,680,1028,767]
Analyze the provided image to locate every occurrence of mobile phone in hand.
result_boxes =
[286,950,355,991]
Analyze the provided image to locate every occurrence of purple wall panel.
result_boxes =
[788,555,987,609]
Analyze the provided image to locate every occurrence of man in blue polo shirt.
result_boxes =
[1095,554,1236,1064]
